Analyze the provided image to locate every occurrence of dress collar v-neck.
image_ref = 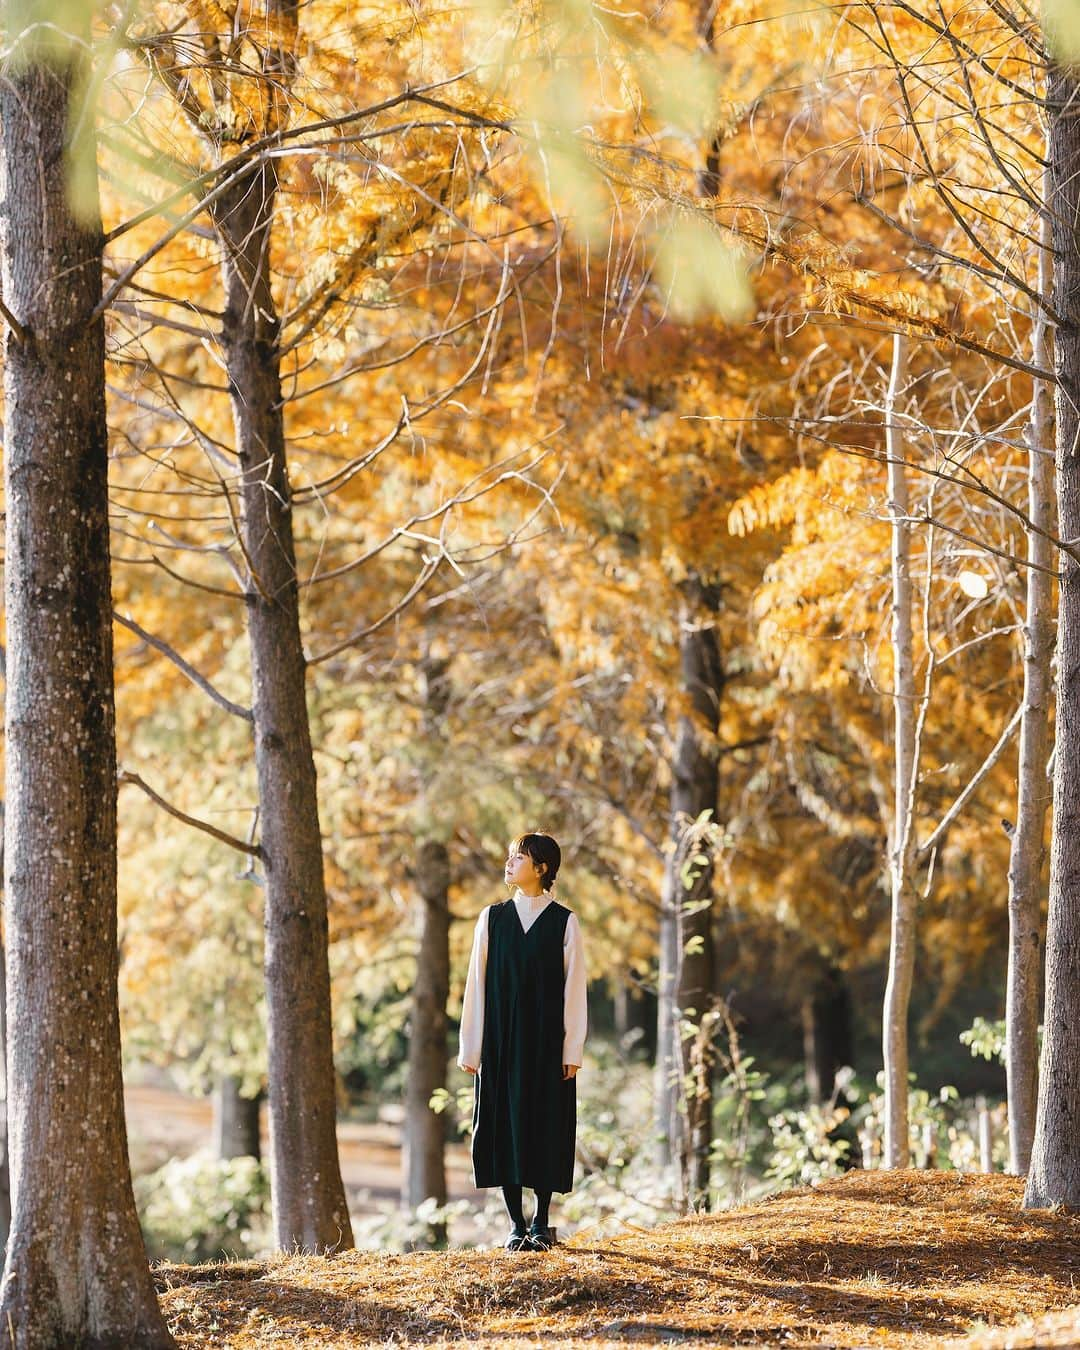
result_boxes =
[510,887,554,934]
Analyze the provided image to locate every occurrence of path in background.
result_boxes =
[124,1083,475,1212]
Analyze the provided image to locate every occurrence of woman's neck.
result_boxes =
[515,884,547,899]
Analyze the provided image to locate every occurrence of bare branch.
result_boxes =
[113,610,252,721]
[918,705,1024,854]
[307,554,443,665]
[0,295,28,344]
[118,769,263,857]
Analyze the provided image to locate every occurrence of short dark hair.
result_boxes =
[513,831,561,891]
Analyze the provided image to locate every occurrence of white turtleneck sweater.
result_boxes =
[457,887,588,1071]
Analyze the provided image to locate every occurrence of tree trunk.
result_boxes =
[402,839,451,1242]
[0,19,173,1343]
[1025,63,1080,1209]
[883,332,918,1169]
[615,982,652,1051]
[403,648,452,1243]
[0,929,10,1255]
[1006,167,1055,1179]
[213,166,353,1251]
[0,811,10,1252]
[654,864,680,1174]
[802,963,854,1107]
[213,1077,262,1161]
[659,574,723,1210]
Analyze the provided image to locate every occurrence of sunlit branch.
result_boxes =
[114,551,245,600]
[864,0,1044,102]
[918,704,1024,855]
[101,75,489,248]
[0,295,28,343]
[853,181,1058,325]
[307,554,444,666]
[119,769,263,857]
[282,244,557,402]
[868,9,1048,316]
[114,610,252,721]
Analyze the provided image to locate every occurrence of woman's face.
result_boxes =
[504,844,545,890]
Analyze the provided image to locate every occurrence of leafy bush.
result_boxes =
[135,1150,271,1263]
[766,1102,852,1186]
[959,1017,1007,1064]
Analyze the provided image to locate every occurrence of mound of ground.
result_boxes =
[154,1171,1080,1348]
[957,1303,1080,1349]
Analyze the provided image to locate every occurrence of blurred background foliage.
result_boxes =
[33,0,1047,1255]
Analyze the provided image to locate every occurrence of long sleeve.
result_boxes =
[457,906,489,1070]
[562,911,588,1067]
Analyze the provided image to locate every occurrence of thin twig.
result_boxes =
[0,296,28,345]
[918,705,1024,855]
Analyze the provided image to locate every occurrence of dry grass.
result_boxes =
[154,1171,1080,1348]
[960,1304,1080,1349]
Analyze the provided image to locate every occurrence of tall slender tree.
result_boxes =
[657,572,723,1207]
[883,333,918,1168]
[1025,53,1080,1209]
[402,837,451,1238]
[0,3,173,1341]
[401,642,453,1243]
[214,99,354,1258]
[137,1,354,1249]
[1007,168,1055,1178]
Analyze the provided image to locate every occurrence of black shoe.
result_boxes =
[504,1226,528,1251]
[526,1223,553,1251]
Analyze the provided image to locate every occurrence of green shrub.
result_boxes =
[135,1150,271,1263]
[766,1103,852,1186]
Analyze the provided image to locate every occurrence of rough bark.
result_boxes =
[0,20,173,1344]
[883,333,918,1169]
[1007,166,1055,1179]
[0,831,10,1251]
[656,574,723,1209]
[213,1077,262,1161]
[1025,64,1080,1209]
[213,165,352,1251]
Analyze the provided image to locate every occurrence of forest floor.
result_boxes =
[153,1171,1080,1349]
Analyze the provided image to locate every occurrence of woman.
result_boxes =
[457,831,587,1251]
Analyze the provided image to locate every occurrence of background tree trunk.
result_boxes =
[615,981,653,1053]
[802,962,854,1107]
[213,165,353,1251]
[213,1077,262,1161]
[1025,62,1080,1209]
[402,838,451,1243]
[883,332,918,1169]
[661,573,723,1209]
[655,861,681,1175]
[0,812,10,1252]
[0,17,173,1342]
[402,646,453,1244]
[0,933,8,1256]
[1006,166,1055,1178]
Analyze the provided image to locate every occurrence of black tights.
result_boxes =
[501,1185,552,1230]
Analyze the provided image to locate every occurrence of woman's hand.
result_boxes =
[562,1064,579,1080]
[461,1063,478,1075]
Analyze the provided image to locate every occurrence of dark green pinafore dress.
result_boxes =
[471,898,576,1193]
